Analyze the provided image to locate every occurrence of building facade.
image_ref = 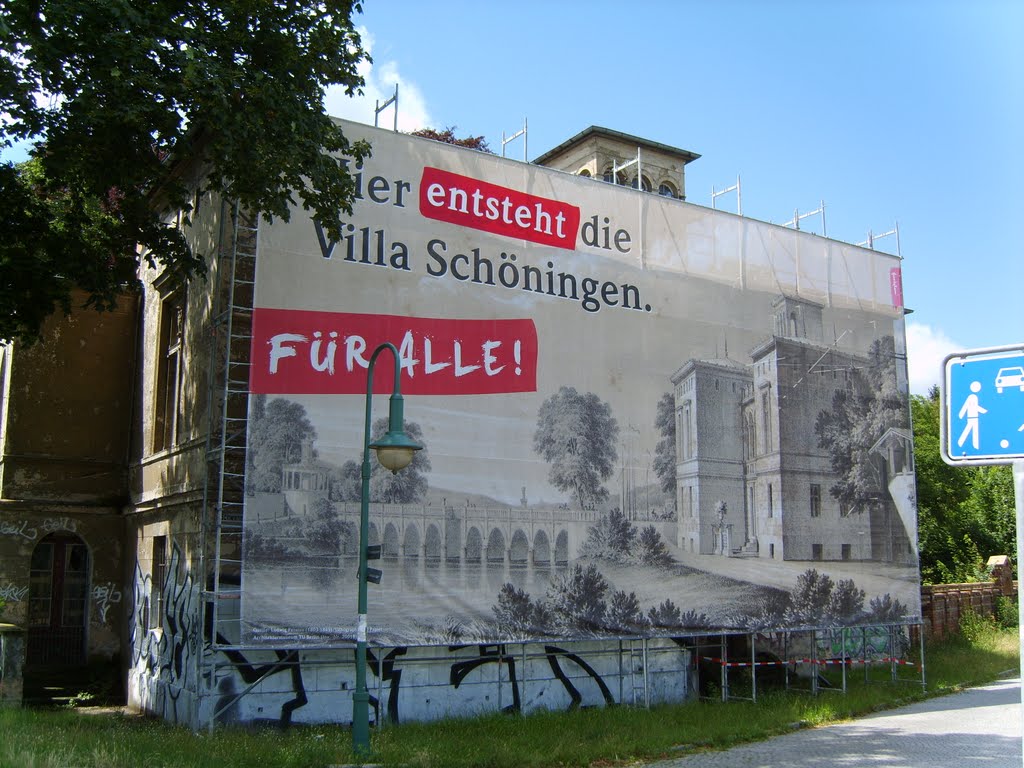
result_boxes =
[0,121,919,726]
[672,295,915,565]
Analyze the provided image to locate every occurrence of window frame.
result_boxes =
[153,289,185,453]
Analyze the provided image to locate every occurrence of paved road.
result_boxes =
[647,676,1022,768]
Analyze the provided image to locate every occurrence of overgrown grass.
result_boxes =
[1,630,1018,768]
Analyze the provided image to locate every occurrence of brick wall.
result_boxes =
[919,556,1017,640]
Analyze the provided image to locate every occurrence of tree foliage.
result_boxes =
[912,386,1016,583]
[581,509,674,567]
[409,126,492,153]
[0,0,371,342]
[815,336,909,511]
[246,395,316,493]
[653,392,677,496]
[368,417,431,503]
[533,386,619,509]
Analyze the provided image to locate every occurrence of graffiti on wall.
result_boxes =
[91,582,122,624]
[0,583,29,602]
[130,542,682,728]
[0,517,78,541]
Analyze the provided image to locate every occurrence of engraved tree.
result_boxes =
[533,386,619,510]
[652,392,677,495]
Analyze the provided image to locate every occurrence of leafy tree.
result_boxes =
[410,127,492,153]
[547,563,609,633]
[653,392,677,495]
[246,396,316,493]
[534,386,619,509]
[581,509,636,561]
[492,583,550,635]
[827,578,866,622]
[636,525,674,567]
[303,497,355,555]
[784,568,834,626]
[581,511,675,567]
[0,159,148,342]
[368,417,431,503]
[648,599,682,629]
[328,460,362,503]
[912,386,1016,583]
[865,594,908,623]
[606,590,647,632]
[0,0,371,342]
[815,336,909,512]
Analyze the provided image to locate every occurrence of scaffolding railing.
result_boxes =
[198,202,259,730]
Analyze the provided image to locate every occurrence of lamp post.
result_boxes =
[352,342,421,758]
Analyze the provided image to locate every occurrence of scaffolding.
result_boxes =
[198,202,259,725]
[690,623,924,703]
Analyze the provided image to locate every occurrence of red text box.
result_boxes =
[419,167,580,250]
[250,308,538,396]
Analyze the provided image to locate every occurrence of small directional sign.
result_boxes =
[942,344,1024,465]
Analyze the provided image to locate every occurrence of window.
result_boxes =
[149,536,168,631]
[767,483,773,517]
[842,544,852,561]
[684,403,692,462]
[743,413,756,460]
[810,484,821,517]
[154,291,185,452]
[759,389,773,453]
[631,175,652,192]
[812,543,823,561]
[658,182,677,198]
[769,543,775,559]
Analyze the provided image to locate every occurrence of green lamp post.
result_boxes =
[352,342,421,758]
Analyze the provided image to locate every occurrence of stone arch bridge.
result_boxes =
[335,502,599,566]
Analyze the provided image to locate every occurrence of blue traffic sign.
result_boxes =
[942,345,1024,465]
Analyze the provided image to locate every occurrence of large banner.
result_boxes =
[241,120,920,647]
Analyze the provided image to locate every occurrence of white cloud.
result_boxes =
[323,29,432,133]
[905,322,963,395]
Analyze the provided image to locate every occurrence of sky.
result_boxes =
[4,1,1018,395]
[324,0,1023,396]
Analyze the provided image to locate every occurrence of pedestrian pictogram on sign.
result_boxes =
[941,345,1024,466]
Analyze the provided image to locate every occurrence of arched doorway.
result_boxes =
[27,532,90,666]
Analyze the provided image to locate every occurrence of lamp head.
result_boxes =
[370,430,422,473]
[369,391,422,473]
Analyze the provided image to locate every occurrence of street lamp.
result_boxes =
[352,342,421,758]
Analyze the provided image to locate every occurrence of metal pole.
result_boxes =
[353,342,405,758]
[751,632,757,703]
[1013,460,1024,768]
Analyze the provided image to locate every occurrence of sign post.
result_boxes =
[940,344,1024,767]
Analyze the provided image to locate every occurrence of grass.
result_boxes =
[1,628,1017,768]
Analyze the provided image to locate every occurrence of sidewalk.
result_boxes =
[647,676,1022,768]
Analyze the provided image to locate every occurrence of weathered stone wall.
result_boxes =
[919,558,1017,640]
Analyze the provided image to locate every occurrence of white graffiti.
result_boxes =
[42,517,78,534]
[92,582,123,624]
[0,583,29,602]
[0,519,36,540]
[0,516,78,541]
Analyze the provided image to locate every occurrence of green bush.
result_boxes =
[959,608,998,645]
[996,596,1019,629]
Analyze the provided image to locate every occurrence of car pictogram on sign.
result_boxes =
[994,366,1024,394]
